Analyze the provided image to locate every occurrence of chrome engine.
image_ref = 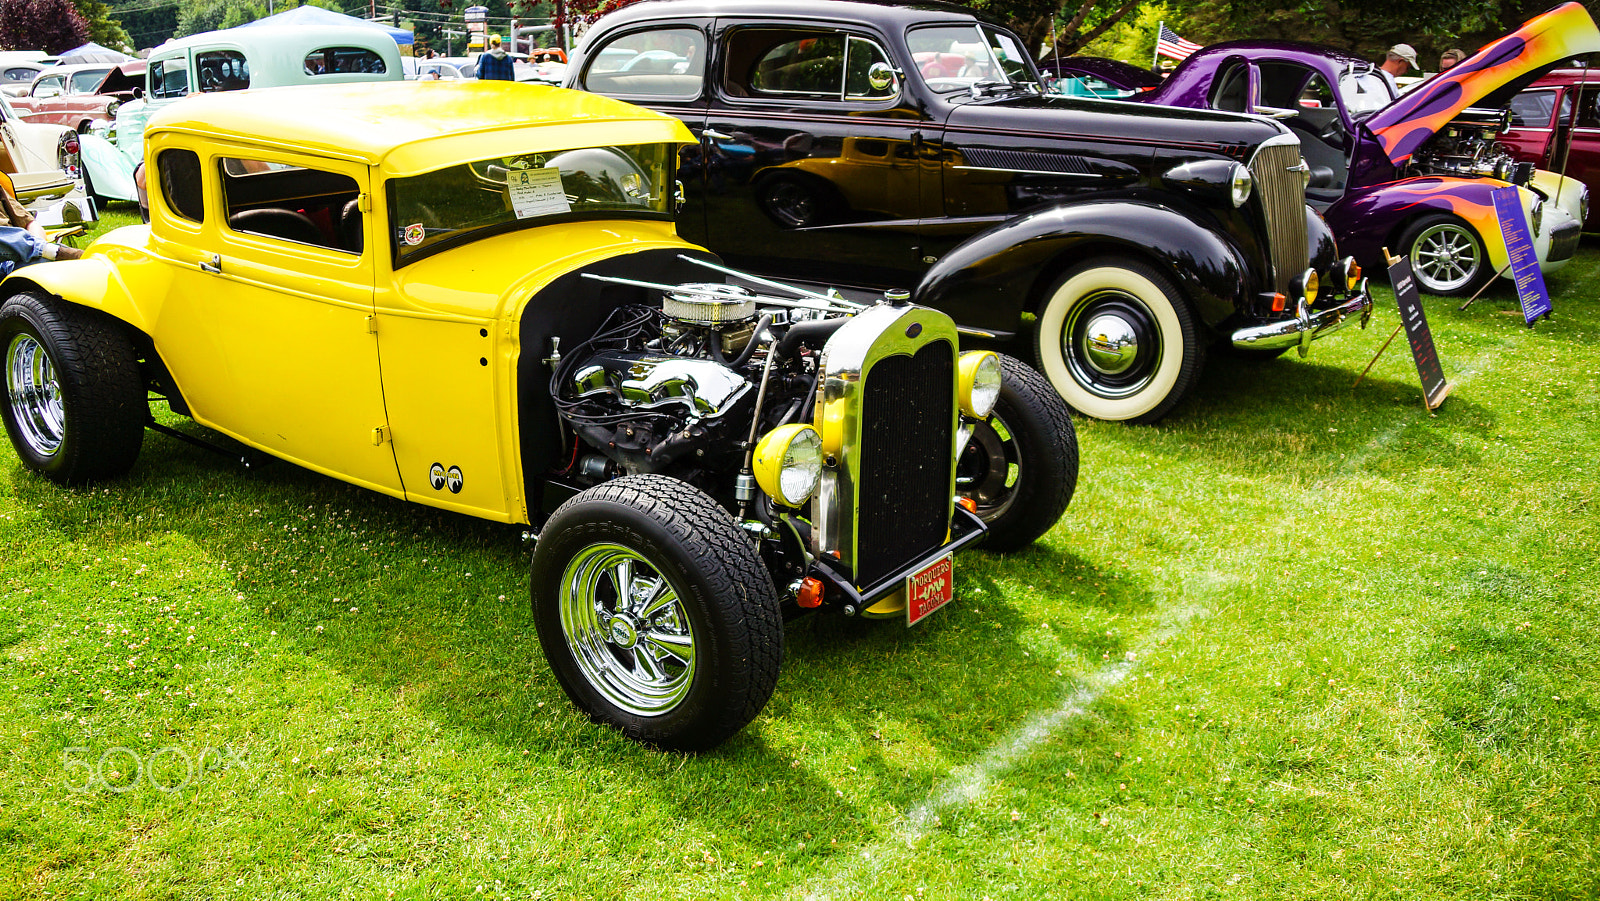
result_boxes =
[1408,107,1535,186]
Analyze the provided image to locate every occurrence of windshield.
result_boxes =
[908,24,1041,94]
[390,142,676,263]
[1339,65,1395,117]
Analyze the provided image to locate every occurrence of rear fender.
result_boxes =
[914,199,1248,337]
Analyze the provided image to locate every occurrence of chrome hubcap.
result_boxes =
[6,333,64,458]
[957,412,1019,522]
[1062,290,1161,398]
[1411,223,1481,293]
[559,543,696,717]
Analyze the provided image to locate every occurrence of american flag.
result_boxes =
[1155,24,1202,62]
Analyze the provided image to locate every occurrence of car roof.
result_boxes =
[149,24,399,58]
[147,81,696,177]
[583,0,994,35]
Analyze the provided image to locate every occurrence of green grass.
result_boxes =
[2,208,1598,899]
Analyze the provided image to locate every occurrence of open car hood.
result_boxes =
[93,60,146,96]
[1368,2,1600,164]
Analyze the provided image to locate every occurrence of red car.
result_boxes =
[1502,69,1600,229]
[10,61,144,133]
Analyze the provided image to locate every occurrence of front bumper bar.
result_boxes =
[1230,279,1373,357]
[808,504,988,614]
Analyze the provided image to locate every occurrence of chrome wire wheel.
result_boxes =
[558,542,697,717]
[1409,221,1483,295]
[6,332,64,459]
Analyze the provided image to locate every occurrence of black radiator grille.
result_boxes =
[855,340,955,587]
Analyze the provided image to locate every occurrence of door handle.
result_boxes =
[199,253,221,274]
[703,129,733,141]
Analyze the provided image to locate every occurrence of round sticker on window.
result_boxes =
[404,223,426,246]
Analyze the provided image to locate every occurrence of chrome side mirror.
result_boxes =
[867,61,897,92]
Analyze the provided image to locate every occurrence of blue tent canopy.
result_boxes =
[240,6,414,45]
[59,42,134,63]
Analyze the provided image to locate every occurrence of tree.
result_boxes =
[0,0,90,52]
[72,0,132,49]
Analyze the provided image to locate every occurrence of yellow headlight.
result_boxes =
[753,424,824,507]
[958,351,1002,419]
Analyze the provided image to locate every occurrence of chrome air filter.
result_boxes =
[663,283,757,326]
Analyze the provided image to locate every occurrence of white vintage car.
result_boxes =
[0,90,94,226]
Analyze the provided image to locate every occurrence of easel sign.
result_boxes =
[1356,250,1451,410]
[1491,185,1553,326]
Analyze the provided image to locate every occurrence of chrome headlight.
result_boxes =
[104,99,120,120]
[753,424,824,507]
[1230,163,1253,207]
[1342,256,1362,292]
[1293,267,1319,304]
[958,351,1002,419]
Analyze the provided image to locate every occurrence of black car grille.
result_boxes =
[1549,219,1581,263]
[1249,141,1310,296]
[855,340,954,587]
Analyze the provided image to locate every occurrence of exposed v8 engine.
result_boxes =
[1408,106,1534,185]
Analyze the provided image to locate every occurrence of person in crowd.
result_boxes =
[1380,43,1419,78]
[477,34,515,81]
[1440,48,1466,71]
[1,185,80,277]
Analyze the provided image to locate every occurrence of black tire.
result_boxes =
[1032,256,1205,423]
[530,474,783,751]
[0,292,144,486]
[1399,214,1493,297]
[958,355,1078,552]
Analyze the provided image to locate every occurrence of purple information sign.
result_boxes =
[1491,185,1552,326]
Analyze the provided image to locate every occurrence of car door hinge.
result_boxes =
[365,314,378,334]
[358,192,372,213]
[371,426,391,446]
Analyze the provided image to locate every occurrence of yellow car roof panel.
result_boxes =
[147,81,696,176]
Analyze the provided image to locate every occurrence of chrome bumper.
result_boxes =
[1230,279,1373,357]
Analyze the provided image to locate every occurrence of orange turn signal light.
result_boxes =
[797,577,825,608]
[956,496,978,513]
[1271,292,1287,313]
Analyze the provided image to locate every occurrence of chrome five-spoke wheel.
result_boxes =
[6,332,65,459]
[559,543,696,716]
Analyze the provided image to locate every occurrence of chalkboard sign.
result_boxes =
[1388,256,1451,410]
[1491,185,1553,326]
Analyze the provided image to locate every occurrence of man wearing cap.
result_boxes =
[1378,43,1418,88]
[478,33,515,81]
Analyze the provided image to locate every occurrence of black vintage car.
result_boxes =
[566,0,1376,423]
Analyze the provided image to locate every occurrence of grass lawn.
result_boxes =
[1,205,1597,899]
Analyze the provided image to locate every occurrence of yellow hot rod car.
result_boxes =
[0,82,1078,750]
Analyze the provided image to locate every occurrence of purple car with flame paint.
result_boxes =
[1090,3,1597,295]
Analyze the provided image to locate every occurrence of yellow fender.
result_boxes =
[0,237,174,339]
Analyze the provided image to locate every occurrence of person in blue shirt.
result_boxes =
[478,34,515,81]
[1,188,80,277]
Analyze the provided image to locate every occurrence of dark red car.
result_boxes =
[11,61,145,133]
[1502,69,1600,229]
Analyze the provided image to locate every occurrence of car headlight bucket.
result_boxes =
[753,424,824,507]
[958,351,1002,419]
[1292,267,1319,305]
[103,99,120,121]
[1342,256,1361,292]
[1230,163,1253,207]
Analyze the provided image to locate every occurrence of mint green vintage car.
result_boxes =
[82,24,405,204]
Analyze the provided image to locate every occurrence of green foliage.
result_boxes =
[72,0,132,50]
[174,0,340,39]
[1075,3,1172,67]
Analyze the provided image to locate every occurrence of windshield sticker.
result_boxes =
[403,223,426,245]
[508,167,572,219]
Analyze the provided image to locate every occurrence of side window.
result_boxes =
[1256,62,1315,110]
[843,36,896,100]
[744,31,845,97]
[1211,62,1249,113]
[149,58,190,100]
[195,51,250,92]
[33,75,65,98]
[69,69,107,93]
[220,156,362,254]
[1508,91,1555,127]
[581,27,706,98]
[303,47,389,76]
[157,149,204,223]
[1577,88,1600,128]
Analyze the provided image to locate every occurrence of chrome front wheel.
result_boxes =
[1402,215,1491,297]
[558,543,696,717]
[6,332,65,459]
